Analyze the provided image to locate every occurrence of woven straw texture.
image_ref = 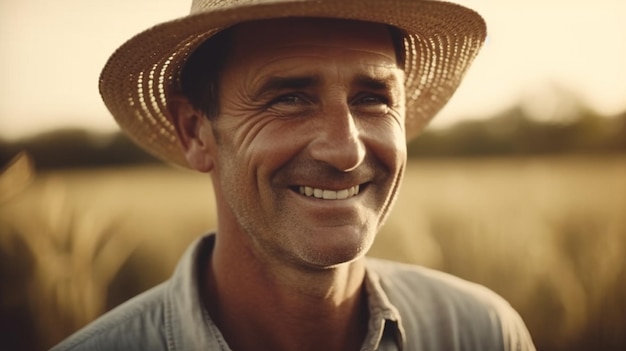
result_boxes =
[99,0,487,167]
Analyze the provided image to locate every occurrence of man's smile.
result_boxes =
[297,184,361,200]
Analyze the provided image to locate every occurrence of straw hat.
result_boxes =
[99,0,487,167]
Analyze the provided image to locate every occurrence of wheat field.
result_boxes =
[1,156,625,351]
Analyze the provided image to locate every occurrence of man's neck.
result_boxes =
[201,232,369,351]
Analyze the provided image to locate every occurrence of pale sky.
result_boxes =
[1,0,625,140]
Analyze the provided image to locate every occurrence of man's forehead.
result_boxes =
[251,70,404,98]
[239,47,405,98]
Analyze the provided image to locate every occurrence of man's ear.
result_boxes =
[169,94,216,172]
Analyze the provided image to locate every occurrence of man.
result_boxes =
[53,0,535,350]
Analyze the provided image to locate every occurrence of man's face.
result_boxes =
[207,18,406,269]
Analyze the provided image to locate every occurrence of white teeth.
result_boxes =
[322,190,336,200]
[336,189,349,200]
[299,185,360,200]
[314,188,323,198]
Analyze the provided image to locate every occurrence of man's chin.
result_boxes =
[287,229,375,269]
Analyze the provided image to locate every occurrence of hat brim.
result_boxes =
[99,0,486,167]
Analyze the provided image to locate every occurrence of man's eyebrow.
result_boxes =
[353,74,400,91]
[253,75,321,99]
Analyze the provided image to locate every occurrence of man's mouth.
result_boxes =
[297,185,360,200]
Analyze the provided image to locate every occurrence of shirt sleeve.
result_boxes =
[498,305,536,351]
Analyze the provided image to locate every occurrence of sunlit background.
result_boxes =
[1,1,625,351]
[1,0,625,137]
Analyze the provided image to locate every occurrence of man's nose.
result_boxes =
[308,104,366,172]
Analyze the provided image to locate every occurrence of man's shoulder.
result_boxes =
[366,257,506,308]
[50,283,170,351]
[365,257,535,351]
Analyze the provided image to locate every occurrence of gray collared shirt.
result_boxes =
[52,234,535,351]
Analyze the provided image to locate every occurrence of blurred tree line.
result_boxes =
[409,107,626,158]
[1,106,625,169]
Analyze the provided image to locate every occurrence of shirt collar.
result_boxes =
[165,234,230,350]
[363,261,406,350]
[164,234,405,350]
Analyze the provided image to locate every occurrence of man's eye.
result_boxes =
[351,94,391,116]
[271,94,306,106]
[354,94,389,106]
[266,93,315,116]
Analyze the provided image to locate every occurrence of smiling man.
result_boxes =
[52,1,535,350]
